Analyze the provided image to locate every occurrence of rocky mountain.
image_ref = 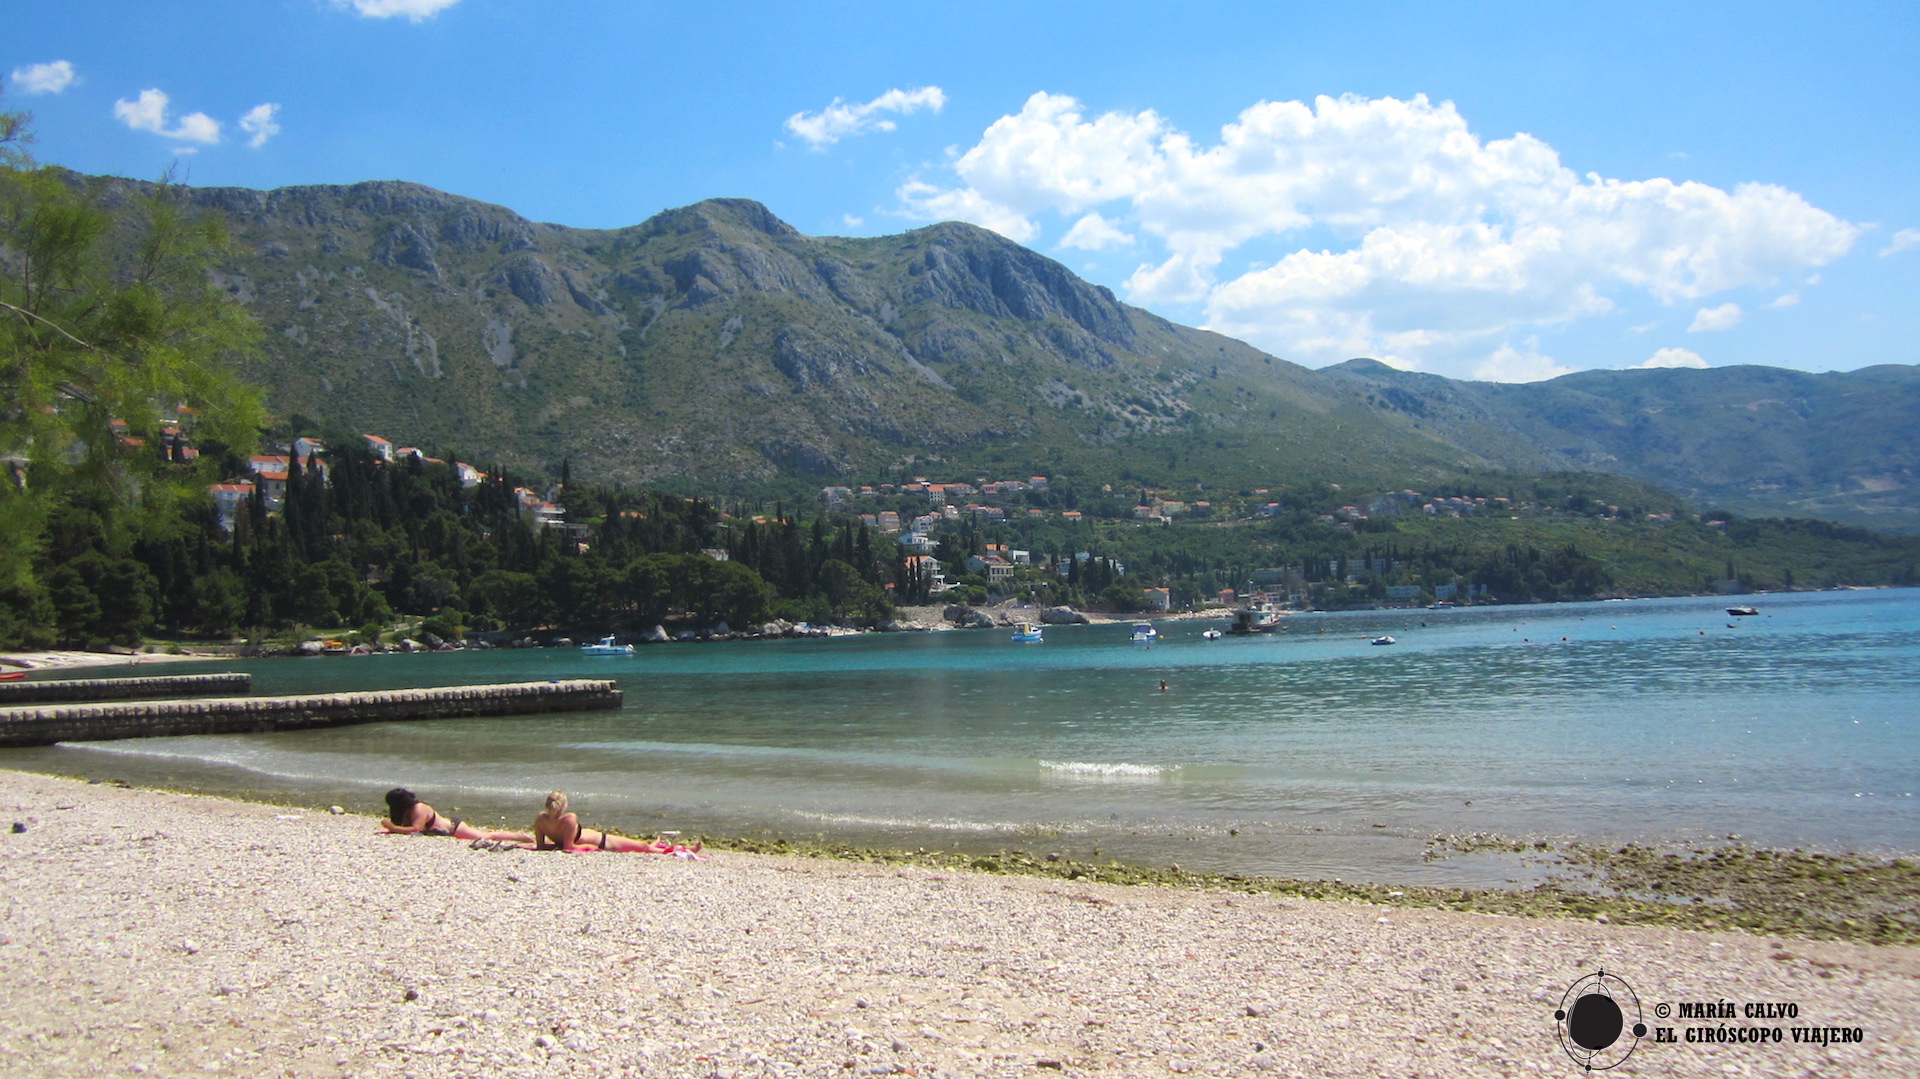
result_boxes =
[1321,360,1920,532]
[73,173,1920,528]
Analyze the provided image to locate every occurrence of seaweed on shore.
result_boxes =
[706,834,1920,947]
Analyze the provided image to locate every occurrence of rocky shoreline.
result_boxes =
[2,770,1914,1077]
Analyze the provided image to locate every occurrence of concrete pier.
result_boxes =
[0,673,252,706]
[0,679,622,748]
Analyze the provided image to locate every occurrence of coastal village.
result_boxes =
[172,416,1750,629]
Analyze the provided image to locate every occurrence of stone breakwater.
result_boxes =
[0,679,621,748]
[0,673,252,706]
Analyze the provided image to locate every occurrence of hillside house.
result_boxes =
[904,555,948,594]
[966,554,1016,584]
[207,482,256,532]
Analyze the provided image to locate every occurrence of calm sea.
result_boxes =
[8,589,1916,887]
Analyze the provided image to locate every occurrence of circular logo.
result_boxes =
[1553,969,1645,1072]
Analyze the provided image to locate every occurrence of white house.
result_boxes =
[207,482,255,532]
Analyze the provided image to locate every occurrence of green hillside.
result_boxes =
[59,172,1920,528]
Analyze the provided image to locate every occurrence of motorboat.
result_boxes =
[1227,600,1282,635]
[1726,606,1759,617]
[1202,628,1223,641]
[1370,635,1396,646]
[1010,622,1044,643]
[581,634,635,656]
[1129,622,1158,643]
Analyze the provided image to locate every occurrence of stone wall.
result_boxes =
[0,674,252,706]
[0,680,622,748]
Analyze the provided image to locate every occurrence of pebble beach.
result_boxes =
[1,771,1915,1077]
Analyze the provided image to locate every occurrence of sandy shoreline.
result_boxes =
[0,649,219,673]
[0,607,1229,673]
[1,770,1914,1077]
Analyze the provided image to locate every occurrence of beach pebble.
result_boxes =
[328,805,345,815]
[3,770,1914,1079]
[10,821,25,833]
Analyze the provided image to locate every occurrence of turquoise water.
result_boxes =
[8,589,1917,887]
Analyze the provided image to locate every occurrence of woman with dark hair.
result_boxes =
[379,788,532,844]
[530,790,702,856]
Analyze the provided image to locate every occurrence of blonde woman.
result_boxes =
[532,791,703,856]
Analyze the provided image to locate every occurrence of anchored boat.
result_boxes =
[580,635,635,656]
[1228,600,1282,635]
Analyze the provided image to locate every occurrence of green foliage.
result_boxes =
[0,104,263,648]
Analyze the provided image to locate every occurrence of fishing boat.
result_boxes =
[1227,600,1282,635]
[1129,622,1158,643]
[1010,622,1044,643]
[1726,606,1759,617]
[580,635,635,656]
[1370,635,1396,646]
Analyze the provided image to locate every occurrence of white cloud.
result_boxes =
[1768,292,1800,309]
[332,0,463,21]
[1687,302,1743,332]
[113,89,221,144]
[895,92,1860,377]
[1059,212,1135,251]
[1474,338,1575,382]
[842,213,865,229]
[896,179,1037,243]
[786,86,946,148]
[239,103,282,148]
[10,60,76,95]
[1633,347,1709,370]
[1881,228,1920,257]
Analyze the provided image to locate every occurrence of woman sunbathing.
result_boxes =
[380,787,532,844]
[530,790,702,856]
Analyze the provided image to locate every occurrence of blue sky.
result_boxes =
[9,0,1918,382]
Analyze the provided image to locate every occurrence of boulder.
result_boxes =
[641,625,672,644]
[294,640,325,657]
[1041,606,1090,625]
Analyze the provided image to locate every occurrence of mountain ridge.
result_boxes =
[71,171,1920,529]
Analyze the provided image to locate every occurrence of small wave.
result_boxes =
[1038,759,1175,780]
[784,809,1072,834]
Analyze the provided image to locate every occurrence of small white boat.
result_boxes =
[1130,622,1158,643]
[1202,628,1223,641]
[1370,635,1396,646]
[581,635,635,656]
[1010,623,1044,643]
